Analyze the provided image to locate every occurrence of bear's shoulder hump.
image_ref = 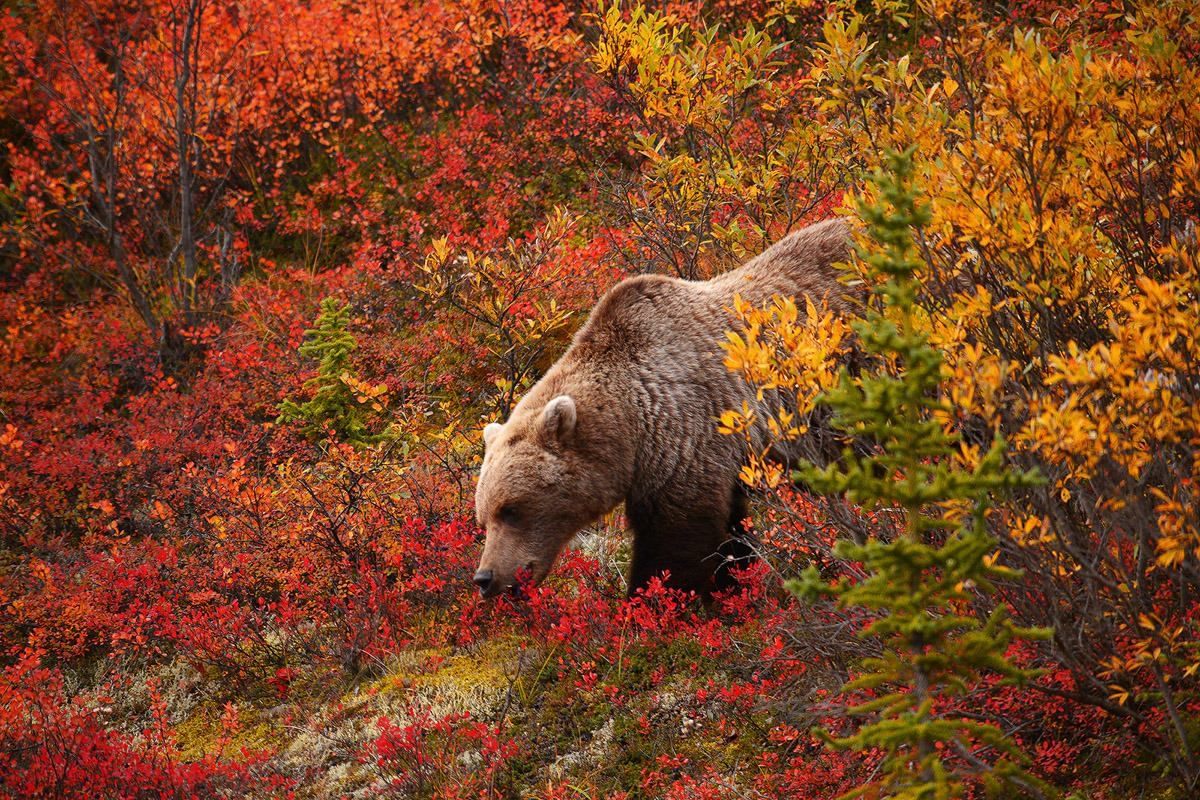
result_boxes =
[593,273,681,318]
[570,273,685,354]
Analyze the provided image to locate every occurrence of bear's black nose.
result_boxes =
[473,569,495,596]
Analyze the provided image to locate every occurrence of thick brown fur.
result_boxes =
[474,218,854,598]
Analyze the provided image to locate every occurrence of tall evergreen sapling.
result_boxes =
[790,148,1052,799]
[277,297,393,447]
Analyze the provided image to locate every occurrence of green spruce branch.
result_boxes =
[277,296,394,447]
[789,147,1054,800]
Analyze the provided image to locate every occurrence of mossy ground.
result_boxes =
[162,611,777,797]
[175,705,286,762]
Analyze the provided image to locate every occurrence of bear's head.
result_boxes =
[473,394,620,598]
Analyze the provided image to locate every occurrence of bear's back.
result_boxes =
[709,218,855,312]
[568,218,854,373]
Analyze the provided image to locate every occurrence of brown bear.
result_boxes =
[473,218,854,599]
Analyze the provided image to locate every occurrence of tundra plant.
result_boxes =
[790,148,1051,799]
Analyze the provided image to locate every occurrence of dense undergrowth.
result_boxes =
[1,0,1197,797]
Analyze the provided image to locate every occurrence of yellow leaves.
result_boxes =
[717,403,755,436]
[1025,273,1200,537]
[428,235,453,265]
[1009,514,1054,548]
[768,409,802,440]
[588,2,673,78]
[739,464,760,486]
[589,4,844,274]
[719,293,852,489]
[810,14,881,116]
[207,515,227,540]
[1022,260,1199,613]
[589,3,781,131]
[938,336,1014,429]
[593,3,1200,708]
[738,454,787,489]
[415,211,578,419]
[1100,612,1195,694]
[1152,484,1196,568]
[1174,149,1200,203]
[721,329,774,395]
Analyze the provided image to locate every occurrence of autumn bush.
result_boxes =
[716,0,1200,793]
[0,649,278,797]
[0,0,1196,797]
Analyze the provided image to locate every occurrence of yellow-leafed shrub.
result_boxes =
[597,0,1200,789]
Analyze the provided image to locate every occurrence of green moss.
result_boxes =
[174,705,284,762]
[409,649,511,691]
[364,637,520,699]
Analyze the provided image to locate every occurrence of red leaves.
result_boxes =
[0,649,274,798]
[368,708,517,795]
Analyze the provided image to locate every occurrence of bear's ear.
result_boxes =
[483,422,503,448]
[541,395,576,446]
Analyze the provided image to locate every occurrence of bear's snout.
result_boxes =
[472,558,543,599]
[473,569,498,598]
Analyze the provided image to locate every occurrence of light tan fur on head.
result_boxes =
[474,392,631,597]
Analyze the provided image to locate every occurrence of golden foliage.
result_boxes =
[720,294,853,487]
[590,1,848,276]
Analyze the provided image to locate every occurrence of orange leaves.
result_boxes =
[89,499,116,518]
[340,372,389,413]
[1150,485,1196,569]
[716,402,756,437]
[0,425,21,451]
[722,293,851,410]
[1025,274,1200,566]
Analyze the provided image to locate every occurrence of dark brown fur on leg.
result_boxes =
[714,485,756,592]
[626,497,731,599]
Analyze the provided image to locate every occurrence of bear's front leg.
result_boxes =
[626,493,734,599]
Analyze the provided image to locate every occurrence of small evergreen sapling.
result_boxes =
[790,148,1052,799]
[277,297,393,447]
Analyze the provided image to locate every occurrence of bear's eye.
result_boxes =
[498,504,521,526]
